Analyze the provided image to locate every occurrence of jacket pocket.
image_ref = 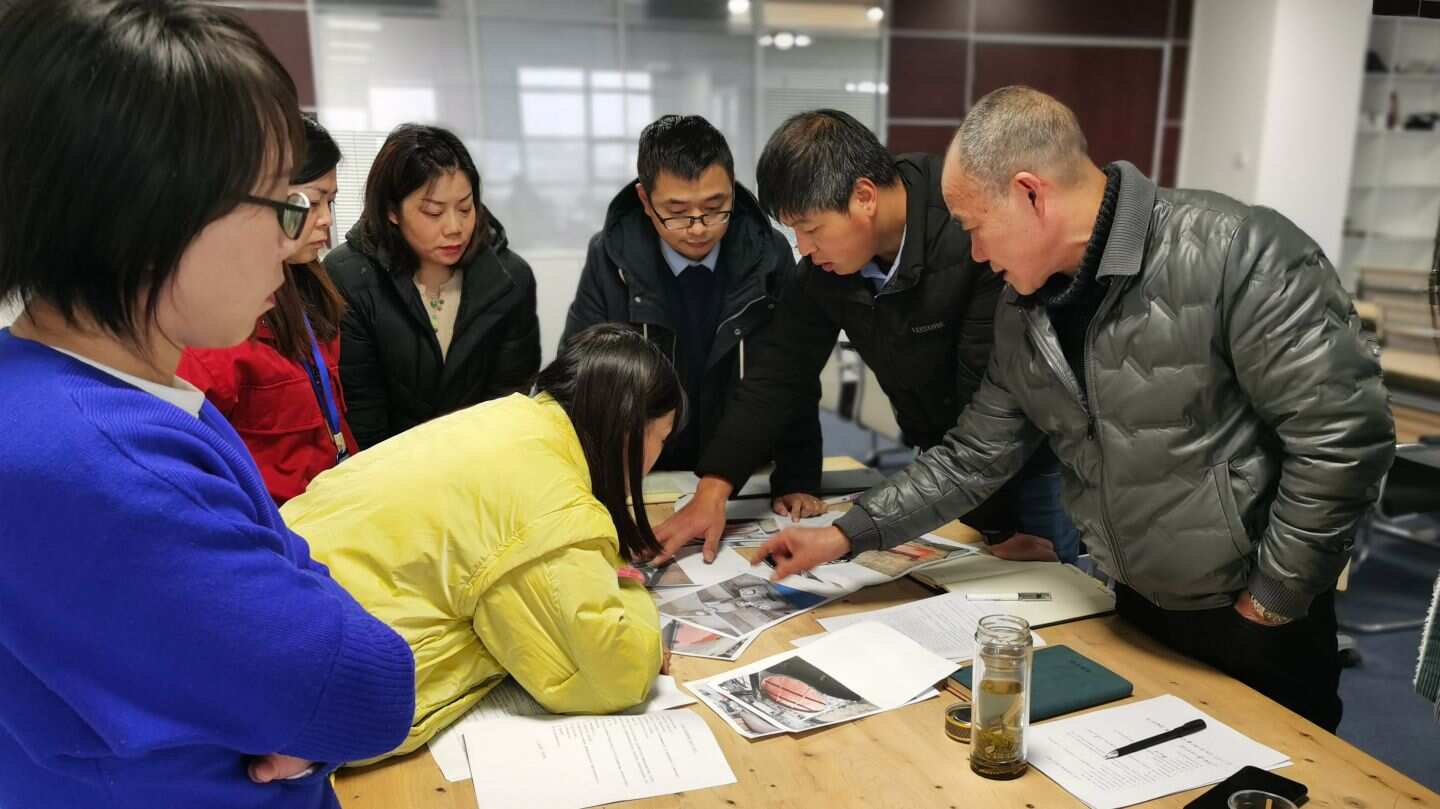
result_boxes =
[232,376,327,436]
[1212,461,1252,560]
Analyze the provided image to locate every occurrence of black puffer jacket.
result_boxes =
[560,181,822,495]
[837,161,1396,618]
[695,153,1016,531]
[325,216,541,450]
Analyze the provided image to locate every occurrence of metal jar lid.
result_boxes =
[945,702,972,743]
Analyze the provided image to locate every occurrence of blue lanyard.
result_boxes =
[301,313,349,463]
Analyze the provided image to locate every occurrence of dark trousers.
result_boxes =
[1115,584,1343,732]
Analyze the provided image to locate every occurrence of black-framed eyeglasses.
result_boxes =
[243,191,312,240]
[658,210,732,231]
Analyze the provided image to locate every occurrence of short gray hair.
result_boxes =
[949,86,1089,197]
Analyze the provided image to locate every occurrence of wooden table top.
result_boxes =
[335,462,1440,809]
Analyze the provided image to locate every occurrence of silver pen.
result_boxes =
[965,592,1052,601]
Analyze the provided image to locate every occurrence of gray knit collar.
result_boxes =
[1096,160,1157,279]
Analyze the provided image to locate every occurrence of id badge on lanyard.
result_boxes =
[302,313,349,463]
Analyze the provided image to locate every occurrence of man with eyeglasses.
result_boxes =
[656,108,1078,567]
[561,114,825,520]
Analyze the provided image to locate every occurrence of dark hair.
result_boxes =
[756,108,899,221]
[637,115,735,194]
[536,324,686,561]
[0,0,304,345]
[294,114,342,185]
[267,116,347,363]
[357,124,489,276]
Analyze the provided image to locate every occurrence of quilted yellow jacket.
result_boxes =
[281,393,661,761]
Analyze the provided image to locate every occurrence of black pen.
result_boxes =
[1103,718,1207,759]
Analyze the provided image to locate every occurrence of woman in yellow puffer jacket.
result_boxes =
[281,323,683,761]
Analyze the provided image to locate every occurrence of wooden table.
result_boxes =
[336,462,1440,809]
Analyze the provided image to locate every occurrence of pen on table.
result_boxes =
[964,592,1052,601]
[1104,718,1207,759]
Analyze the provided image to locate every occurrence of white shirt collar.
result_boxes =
[52,347,206,418]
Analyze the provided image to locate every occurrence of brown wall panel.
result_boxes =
[973,0,1169,38]
[888,36,968,119]
[231,8,316,108]
[972,44,1163,173]
[892,0,970,31]
[887,124,956,156]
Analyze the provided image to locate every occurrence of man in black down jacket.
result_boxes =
[561,115,824,516]
[761,87,1395,732]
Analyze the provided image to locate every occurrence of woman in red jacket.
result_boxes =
[179,116,358,504]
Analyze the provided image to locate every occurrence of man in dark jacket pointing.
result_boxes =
[760,86,1395,732]
[657,109,1078,566]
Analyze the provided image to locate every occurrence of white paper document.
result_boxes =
[813,592,1047,661]
[464,710,736,809]
[690,679,938,740]
[429,675,696,783]
[690,622,954,735]
[717,510,843,548]
[1028,694,1290,809]
[643,546,756,594]
[661,616,761,661]
[657,571,833,640]
[675,493,859,522]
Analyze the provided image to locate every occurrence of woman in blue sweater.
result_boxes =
[0,2,416,808]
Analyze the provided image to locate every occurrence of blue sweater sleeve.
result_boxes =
[0,426,415,765]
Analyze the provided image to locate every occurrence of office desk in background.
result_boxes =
[336,458,1440,809]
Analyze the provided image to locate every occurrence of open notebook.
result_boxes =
[910,555,1115,628]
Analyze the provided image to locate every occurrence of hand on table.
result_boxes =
[653,477,731,564]
[755,525,851,581]
[771,493,826,522]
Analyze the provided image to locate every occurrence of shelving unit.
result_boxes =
[1345,15,1440,292]
[1347,13,1440,388]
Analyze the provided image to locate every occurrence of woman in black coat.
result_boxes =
[325,124,540,449]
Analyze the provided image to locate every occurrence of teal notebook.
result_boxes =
[948,645,1133,721]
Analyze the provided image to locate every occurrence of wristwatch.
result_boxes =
[1248,593,1294,626]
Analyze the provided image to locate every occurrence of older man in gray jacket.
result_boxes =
[760,86,1395,731]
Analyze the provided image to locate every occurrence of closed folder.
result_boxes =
[948,645,1134,721]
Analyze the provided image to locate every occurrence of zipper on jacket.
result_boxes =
[714,295,771,375]
[1083,279,1132,585]
[1025,308,1088,416]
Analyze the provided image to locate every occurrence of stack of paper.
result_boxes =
[1027,694,1291,809]
[716,510,844,548]
[687,622,954,738]
[648,545,841,661]
[464,710,735,809]
[648,532,978,661]
[428,676,696,783]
